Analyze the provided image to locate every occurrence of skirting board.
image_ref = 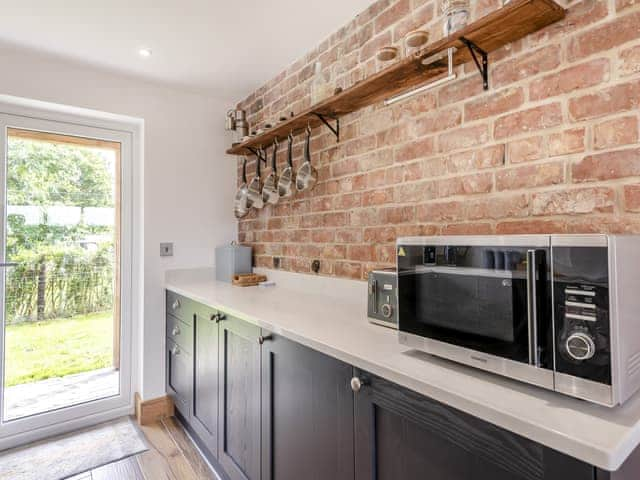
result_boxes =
[134,392,174,425]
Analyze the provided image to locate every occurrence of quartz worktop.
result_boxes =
[165,267,640,471]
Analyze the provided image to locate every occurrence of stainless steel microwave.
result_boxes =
[397,235,640,407]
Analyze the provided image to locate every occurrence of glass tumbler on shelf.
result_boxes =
[403,30,430,58]
[442,0,470,37]
[375,46,399,72]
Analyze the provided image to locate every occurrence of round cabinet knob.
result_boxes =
[566,331,596,361]
[350,377,366,392]
[171,345,181,356]
[258,335,273,345]
[171,326,181,336]
[172,299,180,311]
[381,304,393,319]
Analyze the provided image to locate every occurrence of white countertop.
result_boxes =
[165,268,640,471]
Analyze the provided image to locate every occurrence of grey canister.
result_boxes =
[215,242,252,283]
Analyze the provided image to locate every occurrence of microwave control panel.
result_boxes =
[553,246,611,385]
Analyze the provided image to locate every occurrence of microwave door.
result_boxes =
[398,245,552,370]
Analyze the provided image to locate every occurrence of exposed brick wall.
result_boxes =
[235,0,640,280]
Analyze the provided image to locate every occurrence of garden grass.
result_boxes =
[4,311,113,387]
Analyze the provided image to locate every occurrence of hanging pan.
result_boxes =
[262,139,280,205]
[234,157,250,218]
[247,148,265,209]
[278,132,295,198]
[295,125,317,192]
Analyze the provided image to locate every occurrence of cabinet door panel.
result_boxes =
[355,371,594,480]
[219,317,261,480]
[261,333,354,480]
[166,339,192,419]
[192,307,219,458]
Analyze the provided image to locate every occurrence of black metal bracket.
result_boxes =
[312,113,340,142]
[460,37,489,91]
[246,146,267,163]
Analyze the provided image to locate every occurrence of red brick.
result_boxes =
[311,230,336,243]
[494,103,563,139]
[569,82,640,121]
[532,188,615,216]
[363,188,394,206]
[359,150,394,171]
[573,148,640,182]
[331,158,359,177]
[528,0,608,46]
[438,76,485,106]
[347,244,376,262]
[375,244,397,263]
[491,45,561,88]
[617,0,638,11]
[392,4,434,42]
[436,173,494,198]
[567,11,640,61]
[321,245,347,259]
[441,223,494,235]
[415,109,462,136]
[548,129,586,157]
[439,125,489,153]
[446,145,505,173]
[391,93,437,121]
[375,0,411,33]
[336,228,364,243]
[417,200,465,222]
[311,196,334,212]
[594,116,639,150]
[394,180,436,202]
[395,137,435,162]
[464,87,525,121]
[467,194,529,220]
[496,162,564,191]
[381,206,415,224]
[360,31,393,62]
[507,136,546,164]
[620,44,640,77]
[496,219,566,234]
[335,192,363,209]
[624,184,640,212]
[335,261,362,279]
[529,59,610,101]
[364,226,397,243]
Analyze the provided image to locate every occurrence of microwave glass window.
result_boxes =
[398,245,552,366]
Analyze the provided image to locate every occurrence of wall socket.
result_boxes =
[160,242,174,257]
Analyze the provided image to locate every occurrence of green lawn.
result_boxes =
[4,311,113,387]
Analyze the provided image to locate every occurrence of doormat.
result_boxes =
[0,416,148,480]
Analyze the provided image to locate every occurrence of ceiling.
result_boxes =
[0,0,373,100]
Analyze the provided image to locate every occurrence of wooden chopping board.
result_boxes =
[232,273,267,287]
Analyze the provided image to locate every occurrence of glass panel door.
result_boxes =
[0,112,132,446]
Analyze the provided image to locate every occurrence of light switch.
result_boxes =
[160,242,174,257]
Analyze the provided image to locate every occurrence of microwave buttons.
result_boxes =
[565,331,596,361]
[565,288,596,297]
[565,312,597,322]
[381,303,394,319]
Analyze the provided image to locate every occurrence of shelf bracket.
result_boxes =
[460,38,489,91]
[246,146,267,163]
[312,113,340,143]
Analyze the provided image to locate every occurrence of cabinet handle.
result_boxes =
[172,299,181,311]
[258,335,273,345]
[350,377,368,392]
[171,326,181,336]
[171,345,181,356]
[211,312,227,323]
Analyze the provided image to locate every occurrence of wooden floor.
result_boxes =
[67,417,217,480]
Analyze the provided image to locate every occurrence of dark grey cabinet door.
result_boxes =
[354,370,595,480]
[192,306,220,458]
[219,316,261,480]
[261,333,354,480]
[166,338,193,420]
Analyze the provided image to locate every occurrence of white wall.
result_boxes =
[0,44,237,399]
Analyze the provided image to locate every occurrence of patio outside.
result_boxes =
[2,132,119,421]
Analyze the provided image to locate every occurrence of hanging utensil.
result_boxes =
[262,139,280,205]
[234,157,250,218]
[247,148,265,209]
[296,125,317,192]
[278,132,295,198]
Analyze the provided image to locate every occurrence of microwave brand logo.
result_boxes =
[470,355,489,363]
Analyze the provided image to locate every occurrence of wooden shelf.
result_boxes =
[226,0,565,156]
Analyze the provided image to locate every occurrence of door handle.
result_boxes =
[526,250,539,367]
[258,335,273,345]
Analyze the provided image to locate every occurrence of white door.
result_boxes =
[0,112,133,449]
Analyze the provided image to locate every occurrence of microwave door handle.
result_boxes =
[526,250,539,367]
[370,279,378,314]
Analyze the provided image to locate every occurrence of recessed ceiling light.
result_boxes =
[138,48,152,58]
